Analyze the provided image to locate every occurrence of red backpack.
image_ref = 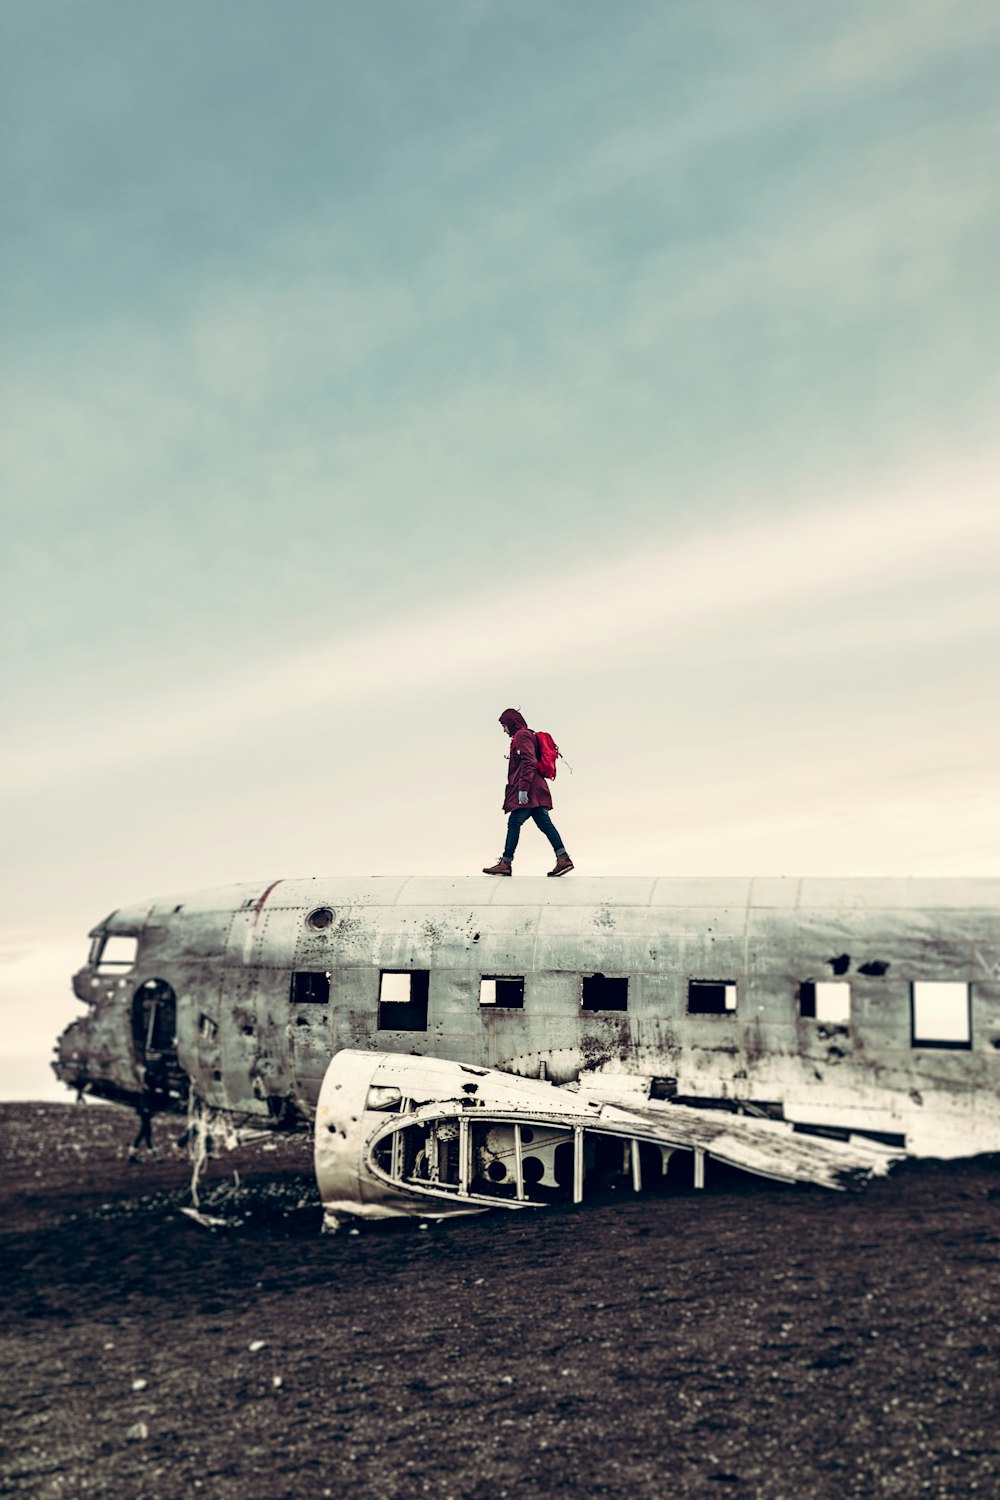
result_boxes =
[534,730,561,780]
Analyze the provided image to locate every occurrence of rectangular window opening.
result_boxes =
[291,971,330,1005]
[366,1085,403,1113]
[799,981,850,1023]
[581,974,629,1012]
[687,981,737,1015]
[378,970,429,1032]
[911,982,971,1049]
[479,976,525,1009]
[96,935,139,971]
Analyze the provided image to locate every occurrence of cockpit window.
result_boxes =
[95,935,139,971]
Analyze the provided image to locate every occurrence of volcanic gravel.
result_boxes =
[1,1101,997,1499]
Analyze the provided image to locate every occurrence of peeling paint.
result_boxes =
[579,1019,632,1072]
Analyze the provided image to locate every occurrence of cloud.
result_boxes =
[5,1,998,720]
[818,0,1000,89]
[4,452,997,792]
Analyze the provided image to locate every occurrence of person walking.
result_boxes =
[483,708,574,877]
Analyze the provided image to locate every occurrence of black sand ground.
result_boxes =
[2,1101,997,1499]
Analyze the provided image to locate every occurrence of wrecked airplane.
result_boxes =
[54,876,1000,1218]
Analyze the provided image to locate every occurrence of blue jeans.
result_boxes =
[503,808,566,862]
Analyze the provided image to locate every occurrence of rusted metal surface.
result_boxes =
[314,1051,900,1226]
[55,876,1000,1159]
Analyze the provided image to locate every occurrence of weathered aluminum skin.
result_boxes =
[55,876,1000,1156]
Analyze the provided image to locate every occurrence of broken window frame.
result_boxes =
[290,971,331,1005]
[799,981,851,1023]
[581,974,629,1012]
[377,970,430,1032]
[910,981,972,1050]
[479,976,526,1009]
[687,980,738,1015]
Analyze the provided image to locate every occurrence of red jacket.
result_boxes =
[500,710,553,813]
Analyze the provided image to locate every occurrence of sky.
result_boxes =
[3,0,999,1100]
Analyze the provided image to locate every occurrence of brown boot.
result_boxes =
[547,853,574,877]
[482,859,512,876]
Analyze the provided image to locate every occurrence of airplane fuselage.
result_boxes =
[55,875,1000,1158]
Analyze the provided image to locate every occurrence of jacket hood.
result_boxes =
[499,708,527,732]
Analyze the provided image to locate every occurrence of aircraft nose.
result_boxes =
[72,967,94,1003]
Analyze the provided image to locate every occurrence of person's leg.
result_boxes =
[532,809,575,876]
[130,1107,152,1158]
[530,808,568,855]
[502,808,533,862]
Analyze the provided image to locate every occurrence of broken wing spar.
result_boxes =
[314,1052,900,1228]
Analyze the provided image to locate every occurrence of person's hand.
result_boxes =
[518,791,529,806]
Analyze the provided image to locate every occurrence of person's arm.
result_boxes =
[512,728,537,804]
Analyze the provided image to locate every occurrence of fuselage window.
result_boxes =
[378,970,430,1032]
[479,977,525,1008]
[291,971,330,1005]
[581,974,629,1012]
[688,981,737,1015]
[911,982,971,1049]
[96,935,138,971]
[799,981,851,1023]
[307,907,335,930]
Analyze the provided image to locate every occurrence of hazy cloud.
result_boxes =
[4,450,997,790]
